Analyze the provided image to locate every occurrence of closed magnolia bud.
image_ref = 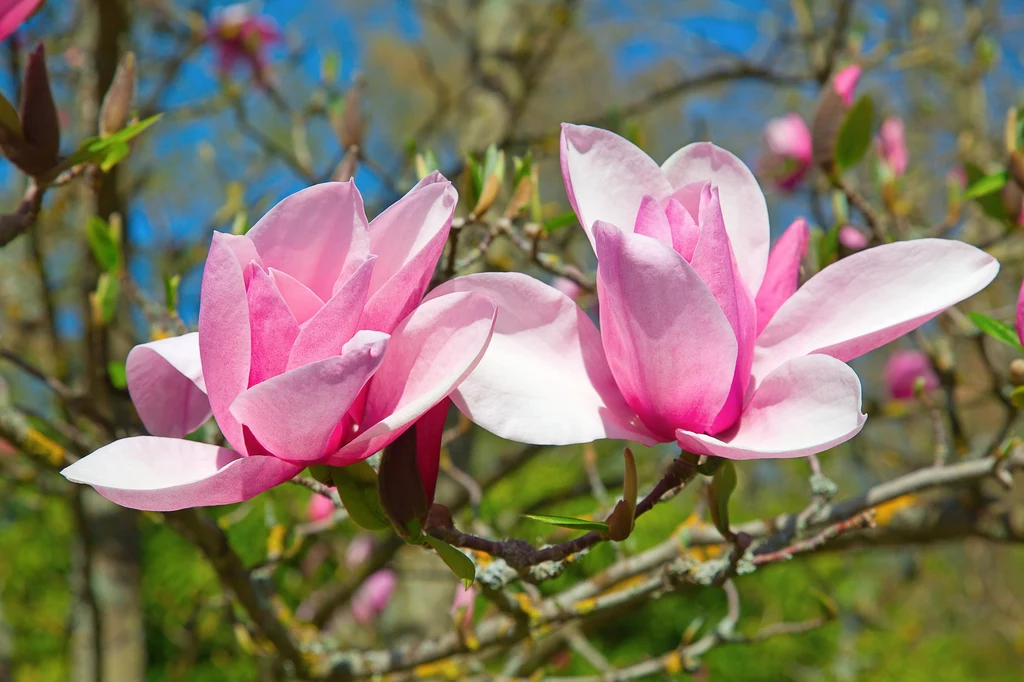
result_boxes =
[19,43,60,177]
[99,52,136,137]
[335,82,364,150]
[1001,176,1024,225]
[811,65,862,173]
[377,425,429,539]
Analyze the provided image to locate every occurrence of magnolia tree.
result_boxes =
[2,1,1024,680]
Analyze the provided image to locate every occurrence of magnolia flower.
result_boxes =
[351,569,397,624]
[0,0,41,41]
[839,225,869,251]
[207,3,280,82]
[436,124,999,460]
[61,175,496,510]
[307,489,336,522]
[876,116,908,177]
[884,350,939,400]
[760,113,813,190]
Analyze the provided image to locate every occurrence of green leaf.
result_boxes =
[94,272,120,325]
[522,514,609,534]
[423,534,475,589]
[513,151,532,187]
[835,94,875,170]
[100,141,130,172]
[85,216,121,272]
[106,361,127,390]
[968,312,1023,350]
[708,459,737,540]
[964,170,1008,200]
[964,163,1008,220]
[543,211,578,232]
[94,113,162,148]
[1009,386,1024,410]
[816,225,840,269]
[331,461,390,531]
[164,274,180,313]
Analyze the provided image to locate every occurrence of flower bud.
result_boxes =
[351,569,397,624]
[759,113,812,190]
[838,225,869,251]
[876,116,908,178]
[884,350,939,400]
[377,425,430,540]
[1009,359,1024,387]
[99,52,136,137]
[345,535,374,570]
[19,43,60,176]
[811,65,862,173]
[307,488,336,522]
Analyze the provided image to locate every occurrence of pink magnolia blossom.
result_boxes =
[833,65,861,106]
[839,225,869,251]
[351,569,397,624]
[884,350,939,400]
[876,116,908,177]
[61,175,496,510]
[436,124,998,460]
[0,0,41,41]
[760,113,813,190]
[307,489,336,522]
[207,3,280,82]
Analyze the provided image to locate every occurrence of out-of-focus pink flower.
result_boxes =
[0,0,41,42]
[61,175,497,511]
[760,114,813,191]
[451,585,476,628]
[876,117,908,177]
[552,276,582,301]
[307,490,335,522]
[351,569,397,624]
[839,225,869,251]
[833,65,861,107]
[884,350,940,399]
[207,3,281,83]
[438,124,999,461]
[345,535,374,570]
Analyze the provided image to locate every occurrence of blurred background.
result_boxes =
[2,0,1024,680]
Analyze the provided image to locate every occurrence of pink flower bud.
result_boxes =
[307,489,336,522]
[451,585,476,628]
[884,350,940,400]
[760,113,813,191]
[552,276,582,301]
[345,535,374,570]
[833,65,862,107]
[838,225,869,251]
[351,569,397,624]
[876,116,908,177]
